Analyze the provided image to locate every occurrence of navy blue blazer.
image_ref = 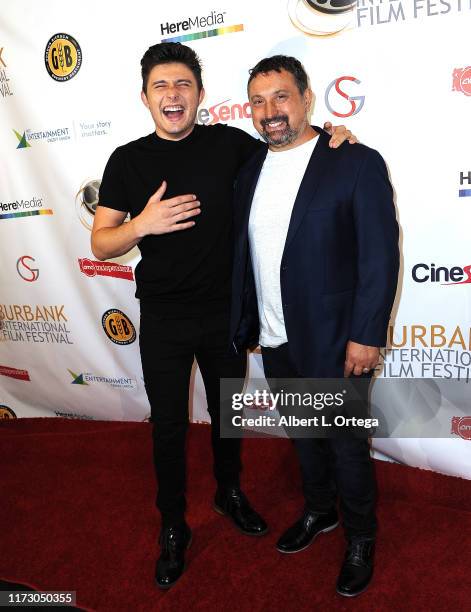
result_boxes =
[229,128,400,377]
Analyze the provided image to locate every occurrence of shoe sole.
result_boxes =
[336,577,372,598]
[213,504,269,536]
[155,534,193,590]
[276,521,339,554]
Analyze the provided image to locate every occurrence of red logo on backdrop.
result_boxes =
[0,365,30,381]
[16,255,39,282]
[452,67,471,97]
[451,416,471,440]
[78,258,134,281]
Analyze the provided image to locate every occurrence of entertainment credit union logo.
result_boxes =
[16,256,39,282]
[102,309,136,345]
[68,368,137,390]
[452,67,471,97]
[325,76,365,117]
[45,33,82,82]
[79,258,134,281]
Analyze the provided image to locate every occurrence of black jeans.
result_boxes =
[140,307,246,528]
[261,343,377,540]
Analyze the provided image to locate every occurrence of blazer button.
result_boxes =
[281,265,287,271]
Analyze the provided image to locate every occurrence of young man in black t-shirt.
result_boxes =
[91,42,354,589]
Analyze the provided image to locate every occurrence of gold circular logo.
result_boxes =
[102,309,136,345]
[0,405,17,419]
[45,33,82,82]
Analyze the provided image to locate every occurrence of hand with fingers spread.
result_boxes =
[133,180,201,238]
[344,340,379,377]
[323,121,359,148]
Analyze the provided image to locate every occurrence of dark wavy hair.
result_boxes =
[140,42,203,93]
[247,55,309,95]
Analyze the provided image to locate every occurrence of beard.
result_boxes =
[260,114,299,147]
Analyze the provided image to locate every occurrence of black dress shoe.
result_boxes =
[276,508,339,553]
[155,523,192,589]
[336,539,375,597]
[214,487,268,536]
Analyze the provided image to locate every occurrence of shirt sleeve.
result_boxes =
[98,147,129,213]
[227,126,265,170]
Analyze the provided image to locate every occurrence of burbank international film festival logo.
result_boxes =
[288,0,470,36]
[0,46,13,98]
[45,33,82,82]
[102,309,136,345]
[0,304,74,344]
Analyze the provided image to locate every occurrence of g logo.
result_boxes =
[16,256,39,282]
[102,309,136,345]
[0,405,17,419]
[325,76,365,118]
[288,0,355,36]
[45,34,82,82]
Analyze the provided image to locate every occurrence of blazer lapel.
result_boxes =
[282,129,331,257]
[236,147,268,259]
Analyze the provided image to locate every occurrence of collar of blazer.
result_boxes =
[235,125,331,260]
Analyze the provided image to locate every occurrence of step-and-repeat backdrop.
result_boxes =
[1,0,470,479]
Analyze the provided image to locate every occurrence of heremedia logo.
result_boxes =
[0,195,53,221]
[325,76,365,118]
[459,170,471,198]
[160,9,243,43]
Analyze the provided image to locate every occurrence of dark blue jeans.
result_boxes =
[261,342,377,541]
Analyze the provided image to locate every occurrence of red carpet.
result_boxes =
[1,419,470,611]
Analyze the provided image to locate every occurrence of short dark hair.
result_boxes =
[140,42,203,93]
[248,55,309,95]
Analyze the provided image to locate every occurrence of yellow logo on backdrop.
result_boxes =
[45,34,82,82]
[102,309,136,345]
[0,405,17,419]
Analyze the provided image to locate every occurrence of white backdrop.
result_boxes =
[1,0,471,478]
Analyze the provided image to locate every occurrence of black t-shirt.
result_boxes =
[99,124,263,314]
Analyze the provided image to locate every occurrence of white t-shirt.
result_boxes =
[248,135,318,348]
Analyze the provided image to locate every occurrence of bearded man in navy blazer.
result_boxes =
[230,56,399,597]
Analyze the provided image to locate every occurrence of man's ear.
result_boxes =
[199,87,205,106]
[141,90,149,109]
[304,88,313,112]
